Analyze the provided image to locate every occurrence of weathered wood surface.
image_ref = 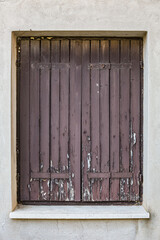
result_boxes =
[30,40,40,201]
[19,40,30,201]
[18,38,142,203]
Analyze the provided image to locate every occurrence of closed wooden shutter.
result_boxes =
[18,37,143,203]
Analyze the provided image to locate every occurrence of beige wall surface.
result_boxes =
[0,0,160,239]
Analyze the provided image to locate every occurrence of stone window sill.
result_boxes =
[10,205,150,220]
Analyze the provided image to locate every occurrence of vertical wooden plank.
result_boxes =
[50,40,60,201]
[119,39,130,201]
[90,40,100,201]
[30,40,40,200]
[82,40,91,201]
[70,40,82,201]
[110,40,120,201]
[100,40,110,201]
[59,40,69,201]
[19,40,30,201]
[130,40,140,201]
[40,40,50,201]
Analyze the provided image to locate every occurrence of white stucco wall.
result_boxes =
[0,0,160,239]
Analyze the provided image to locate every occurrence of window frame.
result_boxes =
[10,31,149,219]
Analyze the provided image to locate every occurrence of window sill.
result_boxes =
[10,205,150,220]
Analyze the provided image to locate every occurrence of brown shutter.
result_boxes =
[18,37,142,203]
[81,39,142,202]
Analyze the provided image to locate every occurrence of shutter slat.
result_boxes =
[110,40,120,201]
[70,40,82,201]
[50,40,60,201]
[82,40,91,201]
[59,40,70,201]
[30,40,40,200]
[90,40,101,201]
[20,40,30,201]
[100,40,110,201]
[39,40,50,201]
[119,39,130,201]
[130,40,141,201]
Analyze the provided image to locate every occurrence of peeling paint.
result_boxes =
[59,180,65,201]
[83,188,90,201]
[40,183,47,200]
[50,160,53,168]
[87,136,91,141]
[72,173,75,178]
[27,184,31,192]
[40,162,43,170]
[47,180,50,188]
[69,176,74,201]
[87,152,91,170]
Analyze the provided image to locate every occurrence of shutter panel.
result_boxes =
[18,37,142,203]
[81,39,142,202]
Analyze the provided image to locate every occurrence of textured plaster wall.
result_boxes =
[0,0,160,239]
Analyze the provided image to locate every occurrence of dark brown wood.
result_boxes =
[88,62,132,70]
[90,40,100,201]
[70,40,82,201]
[40,40,50,201]
[110,40,120,201]
[59,39,69,201]
[18,37,143,204]
[119,39,130,201]
[30,40,40,200]
[130,40,141,201]
[100,40,110,201]
[19,39,30,201]
[82,40,91,201]
[31,172,69,179]
[50,40,60,201]
[88,172,132,179]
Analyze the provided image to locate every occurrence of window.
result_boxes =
[17,37,143,204]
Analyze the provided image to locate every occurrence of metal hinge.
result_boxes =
[139,173,143,183]
[16,60,21,68]
[16,172,20,182]
[140,61,144,69]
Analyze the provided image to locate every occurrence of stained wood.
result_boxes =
[119,39,130,201]
[30,40,40,200]
[130,40,140,201]
[82,40,91,201]
[100,40,110,201]
[18,37,142,203]
[59,40,69,201]
[50,40,60,201]
[90,40,100,201]
[40,40,50,201]
[70,40,82,201]
[19,40,30,201]
[110,40,120,201]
